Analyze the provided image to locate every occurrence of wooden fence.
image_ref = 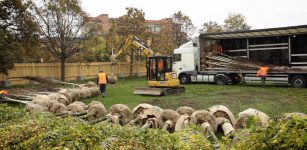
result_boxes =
[0,62,146,85]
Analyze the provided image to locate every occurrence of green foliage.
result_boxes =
[74,35,108,62]
[223,12,251,32]
[224,115,307,150]
[199,21,224,33]
[0,0,40,74]
[0,105,305,149]
[0,104,25,125]
[200,12,251,34]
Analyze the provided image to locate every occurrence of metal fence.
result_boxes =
[0,62,146,85]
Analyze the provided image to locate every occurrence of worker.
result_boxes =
[256,66,269,87]
[158,59,164,71]
[157,59,165,80]
[0,90,8,98]
[97,70,108,97]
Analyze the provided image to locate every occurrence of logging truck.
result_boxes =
[173,25,307,88]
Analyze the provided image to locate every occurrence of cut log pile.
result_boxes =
[15,98,304,148]
[0,81,100,114]
[200,51,305,72]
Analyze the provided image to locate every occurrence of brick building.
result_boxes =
[88,14,173,34]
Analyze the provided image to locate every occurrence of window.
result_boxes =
[173,54,181,62]
[154,26,161,32]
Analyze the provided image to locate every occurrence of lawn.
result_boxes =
[83,77,307,116]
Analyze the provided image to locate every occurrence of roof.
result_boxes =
[199,24,307,39]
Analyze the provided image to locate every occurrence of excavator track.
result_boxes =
[133,86,185,96]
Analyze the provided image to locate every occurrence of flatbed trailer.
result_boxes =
[173,25,307,88]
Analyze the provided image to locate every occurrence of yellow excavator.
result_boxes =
[110,35,185,96]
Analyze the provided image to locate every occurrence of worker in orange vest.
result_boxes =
[0,90,8,98]
[97,69,108,97]
[256,66,269,87]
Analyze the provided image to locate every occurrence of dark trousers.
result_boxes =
[261,76,266,87]
[99,84,106,95]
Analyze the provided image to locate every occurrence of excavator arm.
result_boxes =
[110,35,154,64]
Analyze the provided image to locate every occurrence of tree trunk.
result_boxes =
[129,49,134,77]
[60,58,66,81]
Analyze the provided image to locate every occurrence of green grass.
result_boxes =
[83,77,307,116]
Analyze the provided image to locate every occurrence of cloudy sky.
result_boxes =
[81,0,307,30]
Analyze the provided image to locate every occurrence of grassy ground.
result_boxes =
[83,77,307,116]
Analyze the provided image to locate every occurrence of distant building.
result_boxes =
[88,14,111,34]
[88,14,173,35]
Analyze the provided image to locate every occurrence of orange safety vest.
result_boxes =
[98,73,107,84]
[256,67,269,77]
[0,90,8,95]
[158,60,163,70]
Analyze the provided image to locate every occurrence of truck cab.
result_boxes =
[173,41,199,83]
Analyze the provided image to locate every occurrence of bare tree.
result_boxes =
[32,0,89,81]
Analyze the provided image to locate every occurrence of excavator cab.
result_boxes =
[133,56,185,96]
[148,56,172,82]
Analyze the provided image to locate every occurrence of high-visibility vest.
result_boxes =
[256,67,269,77]
[0,90,8,95]
[158,60,163,70]
[98,73,107,84]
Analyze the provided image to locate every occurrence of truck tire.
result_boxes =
[179,74,190,84]
[291,75,306,88]
[215,74,229,85]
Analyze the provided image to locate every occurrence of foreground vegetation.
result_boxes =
[0,104,306,149]
[84,78,307,116]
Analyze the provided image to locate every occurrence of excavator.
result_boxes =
[110,35,185,96]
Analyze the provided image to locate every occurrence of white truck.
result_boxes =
[173,25,307,88]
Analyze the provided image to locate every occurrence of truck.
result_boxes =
[173,25,307,88]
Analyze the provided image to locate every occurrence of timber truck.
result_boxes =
[173,25,307,88]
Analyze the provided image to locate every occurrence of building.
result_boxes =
[88,14,173,35]
[145,18,173,34]
[88,14,111,34]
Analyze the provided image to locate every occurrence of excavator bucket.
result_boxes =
[133,87,185,96]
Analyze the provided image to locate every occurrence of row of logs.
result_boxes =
[23,99,306,148]
[24,82,100,114]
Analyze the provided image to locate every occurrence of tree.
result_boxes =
[199,21,224,33]
[32,0,88,81]
[108,7,146,77]
[74,35,107,62]
[0,0,40,75]
[223,13,251,32]
[171,11,195,48]
[149,20,176,55]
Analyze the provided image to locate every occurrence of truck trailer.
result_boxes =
[173,25,307,88]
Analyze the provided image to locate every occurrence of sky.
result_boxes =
[81,0,307,31]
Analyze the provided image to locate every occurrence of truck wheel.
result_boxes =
[179,74,190,84]
[215,74,228,85]
[291,75,306,88]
